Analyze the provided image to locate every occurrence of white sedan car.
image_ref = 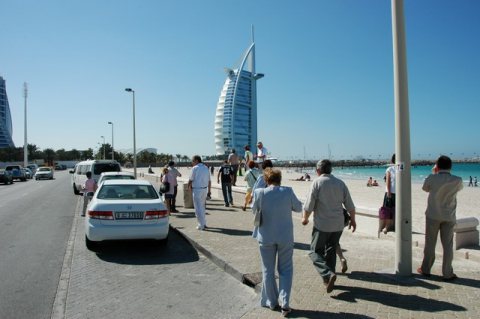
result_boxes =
[35,167,54,180]
[85,179,169,251]
[97,171,135,185]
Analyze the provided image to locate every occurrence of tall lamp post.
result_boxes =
[100,135,106,160]
[108,121,114,160]
[125,88,136,178]
[23,83,28,167]
[392,0,412,276]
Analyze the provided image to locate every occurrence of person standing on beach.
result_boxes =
[302,159,357,293]
[228,149,240,186]
[468,176,473,187]
[167,161,182,212]
[380,154,396,234]
[417,155,463,281]
[188,155,211,230]
[217,160,234,207]
[256,141,268,163]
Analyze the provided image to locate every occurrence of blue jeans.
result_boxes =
[259,242,294,309]
[309,228,342,281]
[221,182,233,205]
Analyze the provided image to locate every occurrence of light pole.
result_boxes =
[23,83,28,167]
[392,0,412,276]
[108,121,114,160]
[101,136,106,159]
[125,88,136,178]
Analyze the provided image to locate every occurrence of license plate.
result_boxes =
[115,211,144,220]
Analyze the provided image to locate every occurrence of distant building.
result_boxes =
[0,76,15,148]
[214,35,264,158]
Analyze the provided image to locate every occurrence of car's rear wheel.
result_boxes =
[73,184,80,195]
[85,236,100,252]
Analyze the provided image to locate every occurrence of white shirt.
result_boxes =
[385,165,396,194]
[189,163,210,189]
[257,146,268,162]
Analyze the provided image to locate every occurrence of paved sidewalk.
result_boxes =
[160,177,480,319]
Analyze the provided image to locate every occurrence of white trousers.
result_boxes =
[192,188,208,228]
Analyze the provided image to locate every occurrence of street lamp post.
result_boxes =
[125,88,136,178]
[108,121,114,160]
[101,136,106,160]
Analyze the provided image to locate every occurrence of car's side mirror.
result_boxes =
[69,170,74,174]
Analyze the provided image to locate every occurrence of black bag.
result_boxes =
[343,208,351,227]
[159,181,170,194]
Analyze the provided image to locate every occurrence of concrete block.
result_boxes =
[454,217,479,249]
[183,183,194,208]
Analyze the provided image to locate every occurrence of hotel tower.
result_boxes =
[214,33,264,157]
[0,76,14,148]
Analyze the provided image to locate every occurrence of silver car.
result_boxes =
[35,167,54,180]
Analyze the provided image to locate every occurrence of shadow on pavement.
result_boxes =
[205,227,252,236]
[332,284,466,312]
[348,271,441,289]
[287,310,374,319]
[94,230,200,266]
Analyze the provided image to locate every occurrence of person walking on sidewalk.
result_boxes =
[302,159,357,293]
[167,161,182,212]
[242,160,260,211]
[252,168,303,317]
[82,171,97,217]
[228,149,240,186]
[417,155,463,281]
[188,155,211,230]
[217,160,234,207]
[244,145,253,170]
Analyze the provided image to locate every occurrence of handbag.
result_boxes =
[159,175,170,194]
[253,190,264,227]
[379,205,394,220]
[343,208,351,227]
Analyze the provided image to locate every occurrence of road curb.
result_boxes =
[50,196,81,319]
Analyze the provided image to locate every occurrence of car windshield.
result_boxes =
[38,168,50,172]
[93,163,121,175]
[97,184,159,200]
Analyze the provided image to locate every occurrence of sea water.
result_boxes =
[334,163,480,184]
[301,163,480,184]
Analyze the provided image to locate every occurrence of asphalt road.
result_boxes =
[0,170,76,319]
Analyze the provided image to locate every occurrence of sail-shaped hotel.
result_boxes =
[0,76,15,148]
[214,35,264,157]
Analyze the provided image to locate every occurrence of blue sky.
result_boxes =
[1,0,479,160]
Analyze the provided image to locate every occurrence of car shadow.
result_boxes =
[95,230,200,266]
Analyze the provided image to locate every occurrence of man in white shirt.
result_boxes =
[256,141,268,163]
[417,155,463,281]
[188,155,211,230]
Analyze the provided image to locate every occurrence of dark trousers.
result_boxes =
[221,182,233,205]
[231,165,239,185]
[309,228,343,281]
[172,185,178,210]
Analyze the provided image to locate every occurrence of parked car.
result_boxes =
[0,169,14,184]
[5,165,27,181]
[97,171,135,185]
[35,167,54,180]
[24,168,33,179]
[26,164,38,175]
[70,160,121,195]
[85,179,169,251]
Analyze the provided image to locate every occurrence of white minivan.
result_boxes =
[70,160,121,195]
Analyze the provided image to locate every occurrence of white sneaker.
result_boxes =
[196,225,205,230]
